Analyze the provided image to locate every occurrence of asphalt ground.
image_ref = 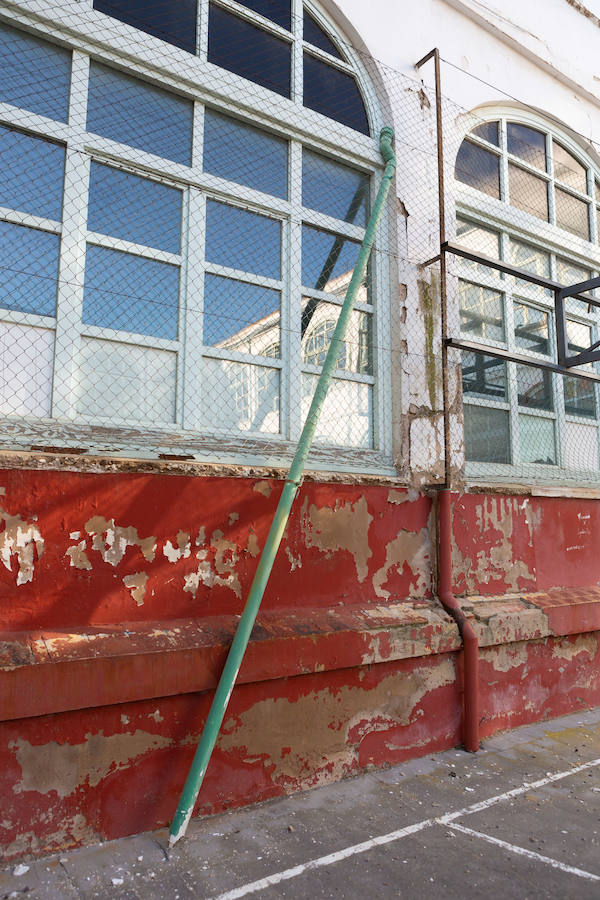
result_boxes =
[1,706,599,899]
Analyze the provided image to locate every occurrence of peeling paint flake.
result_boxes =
[372,528,431,599]
[302,495,373,583]
[85,516,156,567]
[163,530,191,563]
[123,571,149,606]
[0,505,45,585]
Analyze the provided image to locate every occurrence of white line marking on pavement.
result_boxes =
[211,756,600,900]
[447,822,600,882]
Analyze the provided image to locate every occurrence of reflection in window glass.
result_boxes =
[0,126,65,221]
[302,150,368,226]
[208,4,291,98]
[519,414,556,464]
[302,318,344,368]
[508,164,548,220]
[564,320,596,417]
[83,245,179,339]
[555,188,590,240]
[0,23,71,123]
[565,421,598,470]
[507,122,546,170]
[235,0,291,29]
[553,143,587,193]
[510,239,552,299]
[303,9,343,59]
[517,365,553,409]
[456,218,500,259]
[204,111,288,199]
[206,201,281,279]
[459,282,504,342]
[301,300,371,373]
[464,404,510,463]
[93,0,198,53]
[455,140,500,198]
[302,225,364,297]
[87,63,193,164]
[558,259,593,317]
[303,53,369,135]
[0,221,60,316]
[301,373,372,448]
[203,357,280,433]
[88,163,182,252]
[470,121,499,146]
[514,303,550,355]
[203,274,280,354]
[462,352,507,399]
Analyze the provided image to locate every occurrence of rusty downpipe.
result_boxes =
[415,48,479,751]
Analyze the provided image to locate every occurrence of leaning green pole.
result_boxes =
[169,127,396,847]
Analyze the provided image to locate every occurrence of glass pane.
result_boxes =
[203,358,280,433]
[557,258,592,315]
[517,365,553,409]
[301,299,371,373]
[303,10,343,59]
[303,150,368,226]
[0,126,65,221]
[303,53,369,135]
[459,281,504,342]
[462,352,507,399]
[519,414,556,464]
[564,421,598,470]
[0,323,54,418]
[508,164,548,220]
[302,225,365,299]
[464,405,510,463]
[456,218,500,259]
[514,303,550,355]
[566,318,592,355]
[236,0,291,29]
[470,121,499,146]
[555,188,590,240]
[553,142,587,193]
[83,245,179,339]
[0,221,59,316]
[509,239,552,299]
[507,123,546,170]
[206,201,281,279]
[204,111,287,199]
[0,23,71,123]
[88,162,182,252]
[302,373,372,448]
[564,376,596,418]
[203,274,280,356]
[455,140,500,199]
[208,4,291,98]
[596,181,600,203]
[87,62,193,165]
[93,0,198,53]
[77,338,176,422]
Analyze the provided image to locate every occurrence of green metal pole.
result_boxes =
[169,127,396,846]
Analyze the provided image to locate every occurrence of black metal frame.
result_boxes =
[442,242,600,380]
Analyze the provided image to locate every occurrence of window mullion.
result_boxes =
[182,188,206,430]
[198,0,209,60]
[288,140,303,441]
[499,119,509,203]
[52,50,90,420]
[547,133,556,228]
[291,0,303,105]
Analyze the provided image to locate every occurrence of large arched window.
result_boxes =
[0,3,390,470]
[454,112,600,478]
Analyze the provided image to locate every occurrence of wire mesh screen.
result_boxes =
[1,2,600,486]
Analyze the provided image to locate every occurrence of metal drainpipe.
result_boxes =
[438,488,479,752]
[168,127,397,847]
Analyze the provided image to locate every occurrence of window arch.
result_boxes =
[454,110,600,479]
[0,4,389,470]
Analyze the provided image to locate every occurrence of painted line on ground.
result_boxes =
[211,756,600,900]
[447,822,600,882]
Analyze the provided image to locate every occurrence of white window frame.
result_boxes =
[0,1,395,475]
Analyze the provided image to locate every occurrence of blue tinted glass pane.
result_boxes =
[93,0,198,53]
[0,221,59,315]
[0,126,65,221]
[83,245,179,339]
[235,0,290,29]
[203,274,280,352]
[88,163,182,252]
[206,201,281,279]
[204,111,288,199]
[0,23,71,123]
[303,150,368,226]
[303,10,343,59]
[87,63,193,165]
[208,5,291,98]
[303,53,369,135]
[302,225,362,293]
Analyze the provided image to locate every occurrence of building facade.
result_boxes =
[1,0,600,860]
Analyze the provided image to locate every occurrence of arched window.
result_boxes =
[0,4,389,469]
[454,112,600,477]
